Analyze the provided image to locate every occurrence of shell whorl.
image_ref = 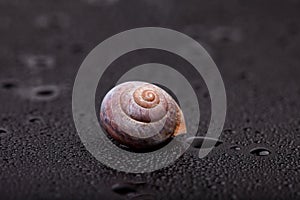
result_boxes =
[100,81,186,150]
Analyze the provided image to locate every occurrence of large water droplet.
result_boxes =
[30,85,59,101]
[250,147,271,156]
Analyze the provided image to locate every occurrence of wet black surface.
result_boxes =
[1,0,300,199]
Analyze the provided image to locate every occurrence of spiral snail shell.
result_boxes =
[100,81,186,150]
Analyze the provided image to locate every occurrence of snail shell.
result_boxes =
[100,81,186,150]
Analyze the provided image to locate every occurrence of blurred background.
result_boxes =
[0,0,300,199]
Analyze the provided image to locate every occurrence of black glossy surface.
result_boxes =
[0,0,300,199]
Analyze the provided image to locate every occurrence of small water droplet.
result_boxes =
[209,185,217,189]
[186,136,223,149]
[34,13,70,30]
[111,183,137,195]
[0,128,9,137]
[28,116,42,123]
[230,145,241,151]
[243,127,252,132]
[2,118,8,122]
[223,129,236,134]
[250,147,271,156]
[1,80,18,90]
[21,55,55,70]
[0,128,7,134]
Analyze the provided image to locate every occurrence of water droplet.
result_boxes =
[28,116,43,123]
[223,129,236,134]
[250,147,271,156]
[186,136,223,149]
[0,128,7,134]
[37,89,54,96]
[243,127,252,132]
[21,55,55,70]
[230,145,241,151]
[2,117,8,122]
[1,80,18,90]
[34,13,70,31]
[0,128,9,137]
[32,85,59,101]
[209,185,217,189]
[111,183,137,195]
[18,85,60,101]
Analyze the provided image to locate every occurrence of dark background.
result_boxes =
[0,0,300,199]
